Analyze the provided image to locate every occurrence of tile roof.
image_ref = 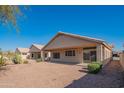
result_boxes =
[17,48,29,53]
[32,44,44,50]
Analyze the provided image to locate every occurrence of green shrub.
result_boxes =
[88,62,102,74]
[0,56,7,66]
[36,58,42,62]
[12,54,22,64]
[23,60,29,64]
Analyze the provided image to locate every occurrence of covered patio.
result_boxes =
[42,32,112,64]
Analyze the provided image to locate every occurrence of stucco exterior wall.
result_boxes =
[102,46,112,64]
[44,34,97,50]
[43,34,112,64]
[42,51,51,61]
[97,45,103,62]
[50,48,83,63]
[104,46,112,59]
[15,50,30,60]
[21,53,30,59]
[97,44,112,64]
[30,45,42,59]
[30,52,40,59]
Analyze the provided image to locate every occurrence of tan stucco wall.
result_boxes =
[43,34,112,63]
[97,45,103,62]
[44,34,97,50]
[104,46,112,59]
[120,53,124,69]
[15,50,30,60]
[30,45,43,59]
[21,53,30,59]
[42,51,51,61]
[97,44,112,64]
[45,45,112,63]
[30,52,41,59]
[50,48,83,63]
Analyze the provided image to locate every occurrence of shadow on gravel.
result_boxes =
[50,61,79,65]
[65,61,124,88]
[65,72,124,88]
[0,66,9,71]
[0,66,10,77]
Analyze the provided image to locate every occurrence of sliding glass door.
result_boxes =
[83,49,96,63]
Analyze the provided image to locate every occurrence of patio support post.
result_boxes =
[97,45,103,62]
[41,51,45,61]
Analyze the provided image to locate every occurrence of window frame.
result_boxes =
[53,52,60,59]
[65,50,75,56]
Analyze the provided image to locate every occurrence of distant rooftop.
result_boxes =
[16,48,29,53]
[32,44,44,50]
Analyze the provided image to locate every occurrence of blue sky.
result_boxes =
[0,5,124,51]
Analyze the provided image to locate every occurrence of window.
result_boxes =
[65,50,75,56]
[53,52,60,59]
[83,52,90,60]
[32,54,34,58]
[83,51,96,61]
[38,54,41,58]
[90,51,96,61]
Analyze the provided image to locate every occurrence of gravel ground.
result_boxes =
[0,61,123,88]
[66,61,124,88]
[0,62,84,88]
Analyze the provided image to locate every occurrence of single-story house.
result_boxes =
[29,44,44,59]
[15,48,30,59]
[42,32,112,64]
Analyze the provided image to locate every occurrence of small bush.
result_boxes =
[36,58,42,62]
[12,54,22,64]
[88,62,102,74]
[23,60,29,64]
[0,56,7,66]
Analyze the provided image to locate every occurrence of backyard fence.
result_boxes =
[120,53,124,69]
